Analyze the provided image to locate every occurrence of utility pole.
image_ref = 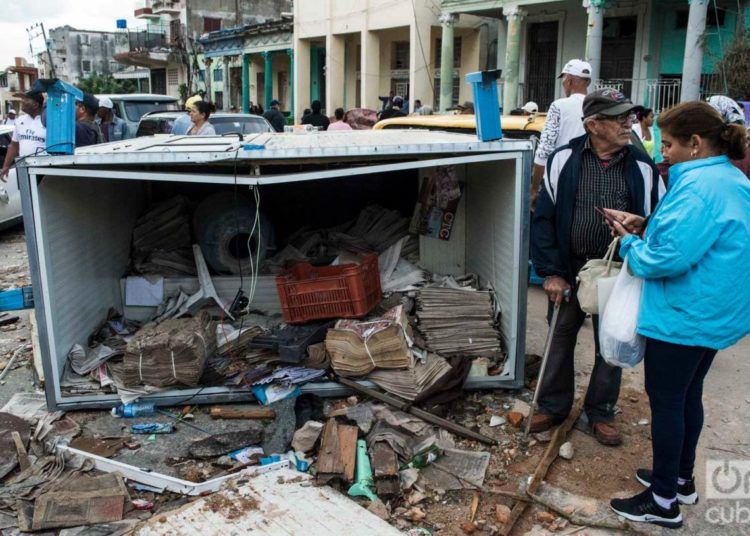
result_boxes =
[680,0,709,102]
[27,23,56,79]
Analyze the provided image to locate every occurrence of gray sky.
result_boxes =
[1,0,139,68]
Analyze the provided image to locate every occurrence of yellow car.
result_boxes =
[373,113,546,140]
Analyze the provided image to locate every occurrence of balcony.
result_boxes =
[135,7,160,20]
[152,0,182,15]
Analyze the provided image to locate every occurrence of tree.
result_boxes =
[715,31,750,100]
[77,72,137,94]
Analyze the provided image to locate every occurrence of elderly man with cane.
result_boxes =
[530,88,664,445]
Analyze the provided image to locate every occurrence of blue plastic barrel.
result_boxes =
[45,80,83,155]
[465,70,502,142]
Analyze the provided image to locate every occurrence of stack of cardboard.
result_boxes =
[131,196,195,276]
[367,353,452,401]
[119,312,216,387]
[326,306,412,377]
[416,287,500,357]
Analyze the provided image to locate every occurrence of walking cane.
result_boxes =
[525,288,571,436]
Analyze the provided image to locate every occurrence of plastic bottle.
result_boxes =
[111,402,156,418]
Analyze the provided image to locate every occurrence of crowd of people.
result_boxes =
[530,58,749,529]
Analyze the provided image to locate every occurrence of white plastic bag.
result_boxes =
[599,258,645,368]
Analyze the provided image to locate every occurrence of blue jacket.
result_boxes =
[532,134,663,282]
[621,155,750,350]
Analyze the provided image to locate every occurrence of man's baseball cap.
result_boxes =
[98,96,114,109]
[13,89,44,106]
[558,59,592,79]
[521,101,539,114]
[582,88,638,118]
[7,109,16,115]
[269,99,280,107]
[78,93,100,114]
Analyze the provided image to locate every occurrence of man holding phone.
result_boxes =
[530,89,664,445]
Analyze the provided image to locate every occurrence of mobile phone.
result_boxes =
[594,206,617,225]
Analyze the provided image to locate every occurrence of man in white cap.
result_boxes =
[96,97,125,143]
[2,109,16,126]
[531,59,592,209]
[521,101,539,115]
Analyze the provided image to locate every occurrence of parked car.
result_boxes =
[135,112,276,137]
[96,94,180,140]
[373,113,546,140]
[0,125,21,230]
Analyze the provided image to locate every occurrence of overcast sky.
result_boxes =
[1,0,140,68]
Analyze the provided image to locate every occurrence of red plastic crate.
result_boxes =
[275,253,382,324]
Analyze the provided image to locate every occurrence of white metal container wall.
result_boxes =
[19,131,533,410]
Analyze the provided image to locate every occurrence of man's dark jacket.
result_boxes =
[531,134,664,283]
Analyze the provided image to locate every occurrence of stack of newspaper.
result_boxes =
[368,353,452,401]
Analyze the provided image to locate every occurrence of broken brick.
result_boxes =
[495,504,511,525]
[460,520,476,534]
[507,411,524,427]
[535,511,556,524]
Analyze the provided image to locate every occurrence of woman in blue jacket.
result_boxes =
[605,101,750,528]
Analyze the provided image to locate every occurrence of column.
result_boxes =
[496,18,507,73]
[439,13,456,112]
[204,57,213,102]
[502,6,525,113]
[680,0,709,102]
[242,53,250,113]
[287,48,294,118]
[295,39,311,121]
[326,33,346,113]
[583,0,607,86]
[360,30,381,111]
[262,51,273,110]
[409,17,433,114]
[223,57,231,111]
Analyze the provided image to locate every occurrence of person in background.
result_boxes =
[263,100,286,132]
[187,101,216,135]
[230,105,239,113]
[1,90,45,180]
[250,103,264,116]
[413,99,423,113]
[96,97,125,143]
[75,93,103,147]
[456,101,474,115]
[301,100,330,130]
[301,108,312,121]
[522,101,539,115]
[531,88,663,447]
[2,109,16,126]
[632,108,655,157]
[327,107,353,131]
[607,101,750,529]
[531,59,592,210]
[378,96,407,121]
[707,95,749,178]
[172,94,202,135]
[416,105,434,116]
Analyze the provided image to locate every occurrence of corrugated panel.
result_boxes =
[418,165,466,276]
[465,159,521,375]
[37,177,145,379]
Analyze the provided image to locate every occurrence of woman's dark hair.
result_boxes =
[334,107,345,120]
[636,107,653,121]
[193,100,216,120]
[658,101,747,160]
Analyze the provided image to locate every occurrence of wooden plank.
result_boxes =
[337,424,359,483]
[370,442,400,497]
[316,418,344,484]
[29,311,44,386]
[134,469,401,535]
[11,431,30,471]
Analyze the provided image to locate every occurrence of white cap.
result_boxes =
[98,97,114,109]
[7,109,16,114]
[521,101,539,114]
[559,59,592,79]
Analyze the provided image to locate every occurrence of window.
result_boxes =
[81,60,92,74]
[198,69,206,82]
[434,37,462,69]
[213,68,223,82]
[214,91,223,110]
[170,19,182,42]
[433,76,460,109]
[278,72,288,108]
[167,68,179,86]
[392,42,410,70]
[203,17,221,33]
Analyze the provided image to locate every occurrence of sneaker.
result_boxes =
[635,469,699,505]
[610,489,683,529]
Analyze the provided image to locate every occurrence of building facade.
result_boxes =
[440,0,750,113]
[0,58,39,116]
[292,0,497,121]
[36,26,130,85]
[198,18,293,113]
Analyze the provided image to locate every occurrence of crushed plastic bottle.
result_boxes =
[111,403,156,418]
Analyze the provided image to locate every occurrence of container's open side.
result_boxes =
[21,151,529,411]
